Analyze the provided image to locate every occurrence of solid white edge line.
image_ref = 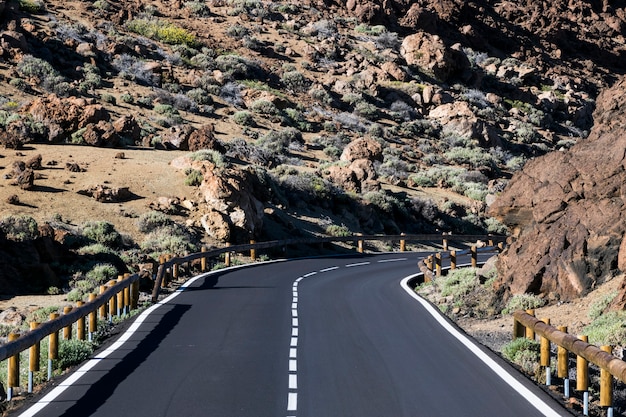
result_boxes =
[399,274,564,417]
[17,268,229,417]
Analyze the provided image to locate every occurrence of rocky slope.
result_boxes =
[0,0,624,302]
[490,76,626,305]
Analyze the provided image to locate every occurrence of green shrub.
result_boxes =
[137,211,173,233]
[326,224,351,237]
[588,290,618,320]
[18,0,45,13]
[57,339,94,370]
[120,93,134,103]
[0,215,39,241]
[189,149,225,167]
[25,306,60,324]
[501,337,539,373]
[440,268,479,298]
[502,293,545,314]
[140,224,197,257]
[82,221,122,248]
[126,18,198,46]
[184,1,210,16]
[76,243,117,256]
[583,311,626,346]
[281,70,309,93]
[184,168,204,186]
[484,217,509,235]
[101,93,116,104]
[86,263,118,284]
[355,23,387,35]
[232,110,255,126]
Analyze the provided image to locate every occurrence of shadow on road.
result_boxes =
[57,303,190,417]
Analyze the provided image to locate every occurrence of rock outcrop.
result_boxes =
[489,76,626,303]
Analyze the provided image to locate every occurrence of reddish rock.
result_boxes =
[340,138,383,163]
[188,124,225,153]
[400,33,469,82]
[489,76,626,302]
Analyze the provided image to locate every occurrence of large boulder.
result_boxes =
[400,33,469,82]
[340,138,383,163]
[489,76,626,302]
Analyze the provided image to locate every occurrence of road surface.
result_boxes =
[15,253,571,417]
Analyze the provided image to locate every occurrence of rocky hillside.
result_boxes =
[0,0,624,299]
[489,75,626,306]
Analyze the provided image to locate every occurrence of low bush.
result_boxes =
[583,311,626,346]
[588,290,618,320]
[501,337,539,374]
[0,215,39,241]
[502,293,545,314]
[440,268,478,299]
[232,110,255,126]
[81,221,122,248]
[137,211,174,233]
[126,18,198,46]
[189,149,225,167]
[326,224,351,237]
[184,168,204,186]
[57,339,94,370]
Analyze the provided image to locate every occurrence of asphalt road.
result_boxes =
[15,252,571,417]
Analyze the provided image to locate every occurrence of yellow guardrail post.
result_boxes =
[117,276,125,317]
[600,345,613,409]
[201,246,207,272]
[77,301,86,341]
[48,312,59,380]
[450,250,456,270]
[28,322,40,393]
[108,280,117,321]
[435,252,442,277]
[99,285,107,320]
[557,325,570,397]
[123,275,131,315]
[250,240,256,260]
[7,333,19,400]
[540,318,551,385]
[89,293,97,342]
[470,246,477,268]
[576,335,589,415]
[525,309,535,340]
[400,233,406,252]
[63,306,73,340]
[442,238,448,251]
[357,237,364,254]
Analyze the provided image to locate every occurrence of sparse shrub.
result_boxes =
[137,211,174,233]
[216,55,261,79]
[583,311,626,346]
[502,293,545,314]
[388,100,415,122]
[81,221,122,248]
[187,88,212,105]
[444,147,495,169]
[284,108,312,132]
[226,24,249,39]
[441,268,478,298]
[126,18,198,46]
[355,24,386,35]
[353,101,379,120]
[374,32,399,50]
[57,339,94,370]
[18,0,44,13]
[101,94,116,104]
[86,263,118,284]
[185,1,211,16]
[309,87,333,105]
[250,99,280,115]
[16,55,68,94]
[501,338,539,374]
[120,93,134,104]
[185,168,204,186]
[281,70,309,93]
[9,78,28,91]
[140,224,197,257]
[232,110,255,126]
[76,243,117,256]
[326,224,351,237]
[257,128,303,154]
[588,291,618,320]
[78,64,102,94]
[484,217,508,235]
[112,54,159,86]
[189,149,225,166]
[0,215,39,241]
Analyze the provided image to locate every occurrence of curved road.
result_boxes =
[15,253,571,417]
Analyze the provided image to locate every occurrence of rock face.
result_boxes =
[489,76,626,303]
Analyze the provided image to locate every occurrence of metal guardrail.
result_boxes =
[0,233,506,400]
